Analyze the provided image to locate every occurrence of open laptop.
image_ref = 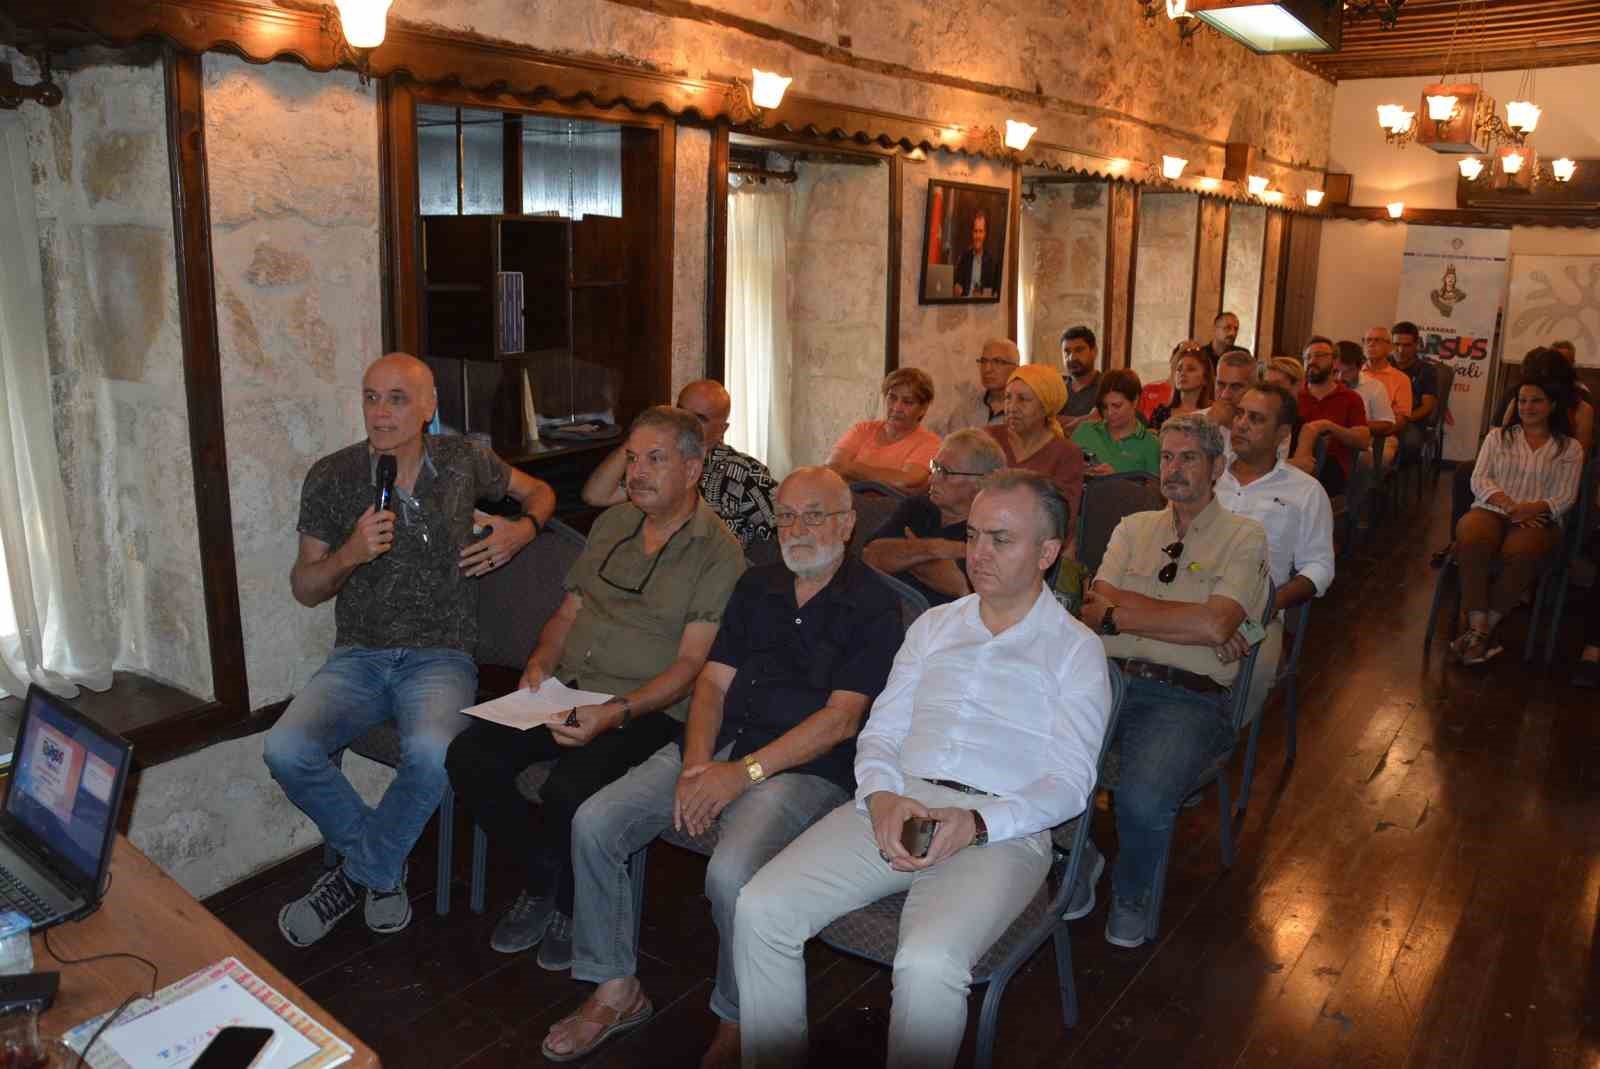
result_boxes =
[0,685,133,929]
[924,262,955,300]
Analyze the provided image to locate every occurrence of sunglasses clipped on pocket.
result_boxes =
[1159,540,1184,584]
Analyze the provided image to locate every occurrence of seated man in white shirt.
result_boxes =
[733,470,1114,1069]
[1214,384,1335,720]
[1336,341,1397,467]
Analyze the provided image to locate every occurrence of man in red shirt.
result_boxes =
[1289,336,1371,498]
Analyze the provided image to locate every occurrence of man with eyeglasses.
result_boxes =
[445,406,746,968]
[582,379,778,548]
[266,353,557,948]
[540,466,901,1066]
[937,338,1017,436]
[735,470,1112,1069]
[862,430,1007,605]
[1080,413,1270,948]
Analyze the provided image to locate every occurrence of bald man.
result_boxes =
[266,352,556,947]
[583,379,778,547]
[938,338,1018,436]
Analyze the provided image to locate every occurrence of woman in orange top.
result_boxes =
[1143,342,1214,430]
[827,367,942,493]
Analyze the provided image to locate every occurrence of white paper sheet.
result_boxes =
[462,677,615,730]
[103,975,319,1069]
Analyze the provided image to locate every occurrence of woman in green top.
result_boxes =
[1073,368,1160,475]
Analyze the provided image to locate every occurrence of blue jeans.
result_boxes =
[263,647,476,891]
[1109,675,1234,904]
[569,741,847,1022]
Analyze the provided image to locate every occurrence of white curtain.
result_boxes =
[724,186,793,477]
[0,113,111,699]
[1017,202,1037,365]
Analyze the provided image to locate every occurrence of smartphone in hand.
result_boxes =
[900,817,941,859]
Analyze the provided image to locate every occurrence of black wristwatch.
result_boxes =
[521,513,543,536]
[1100,606,1120,636]
[970,810,989,847]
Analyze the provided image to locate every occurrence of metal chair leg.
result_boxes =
[1235,715,1265,818]
[470,824,487,914]
[1423,560,1454,657]
[1053,922,1079,1029]
[435,786,454,915]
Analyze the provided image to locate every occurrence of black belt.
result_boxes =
[1112,658,1228,696]
[922,777,996,797]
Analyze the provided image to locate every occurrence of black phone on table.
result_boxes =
[191,1026,277,1069]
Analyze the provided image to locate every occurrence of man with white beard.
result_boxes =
[541,467,903,1067]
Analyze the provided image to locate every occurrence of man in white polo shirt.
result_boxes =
[1214,383,1335,719]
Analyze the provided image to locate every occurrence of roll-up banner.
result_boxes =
[1394,225,1512,462]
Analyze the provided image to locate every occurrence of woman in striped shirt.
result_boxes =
[1451,374,1585,665]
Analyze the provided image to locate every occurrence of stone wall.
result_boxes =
[1019,181,1109,369]
[1130,192,1200,384]
[396,0,1334,187]
[204,55,384,708]
[1223,204,1268,356]
[784,158,890,473]
[671,126,710,396]
[13,49,212,699]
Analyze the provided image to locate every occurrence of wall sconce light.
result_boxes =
[1161,155,1188,180]
[1004,120,1038,151]
[1304,189,1325,207]
[750,69,792,109]
[1458,157,1485,181]
[1505,99,1541,136]
[1247,175,1269,196]
[335,0,393,49]
[1386,201,1404,219]
[1552,157,1577,183]
[1377,103,1416,146]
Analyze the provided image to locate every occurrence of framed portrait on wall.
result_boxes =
[918,179,1010,305]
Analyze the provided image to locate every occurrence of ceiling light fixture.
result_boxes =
[1247,174,1269,196]
[1552,157,1577,183]
[1424,92,1458,122]
[1386,201,1404,219]
[1184,0,1342,53]
[1500,149,1525,175]
[1161,155,1188,179]
[1458,157,1484,181]
[1505,99,1541,136]
[334,0,392,49]
[1377,103,1416,146]
[1304,189,1325,207]
[1004,120,1038,150]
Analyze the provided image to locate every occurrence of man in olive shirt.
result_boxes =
[267,353,556,947]
[446,406,745,969]
[1081,413,1269,948]
[861,430,1005,605]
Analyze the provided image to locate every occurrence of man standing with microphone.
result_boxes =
[266,352,555,947]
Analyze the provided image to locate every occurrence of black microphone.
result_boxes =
[375,454,397,513]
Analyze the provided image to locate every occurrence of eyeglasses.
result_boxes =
[1158,540,1185,584]
[975,358,1018,369]
[929,459,985,478]
[597,514,686,595]
[774,509,850,528]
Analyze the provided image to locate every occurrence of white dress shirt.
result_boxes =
[853,585,1112,844]
[1215,459,1336,596]
[1471,425,1584,521]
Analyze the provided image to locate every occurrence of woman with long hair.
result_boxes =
[1145,342,1214,430]
[1450,373,1584,665]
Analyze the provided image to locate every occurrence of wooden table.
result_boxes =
[35,836,379,1066]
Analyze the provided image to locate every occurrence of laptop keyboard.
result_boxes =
[0,866,52,922]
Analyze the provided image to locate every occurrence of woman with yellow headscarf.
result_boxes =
[983,363,1087,509]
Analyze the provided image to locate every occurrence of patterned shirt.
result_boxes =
[297,435,511,653]
[701,443,778,548]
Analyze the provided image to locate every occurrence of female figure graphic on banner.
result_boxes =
[1431,262,1467,317]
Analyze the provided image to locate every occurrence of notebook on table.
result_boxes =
[0,685,133,929]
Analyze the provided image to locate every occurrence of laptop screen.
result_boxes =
[8,689,131,887]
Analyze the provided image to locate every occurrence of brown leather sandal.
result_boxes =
[540,991,654,1062]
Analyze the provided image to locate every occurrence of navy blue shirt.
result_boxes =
[706,558,902,792]
[867,495,968,607]
[1400,358,1437,419]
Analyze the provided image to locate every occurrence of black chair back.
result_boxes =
[848,481,908,558]
[866,565,932,632]
[1075,472,1163,577]
[474,517,586,670]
